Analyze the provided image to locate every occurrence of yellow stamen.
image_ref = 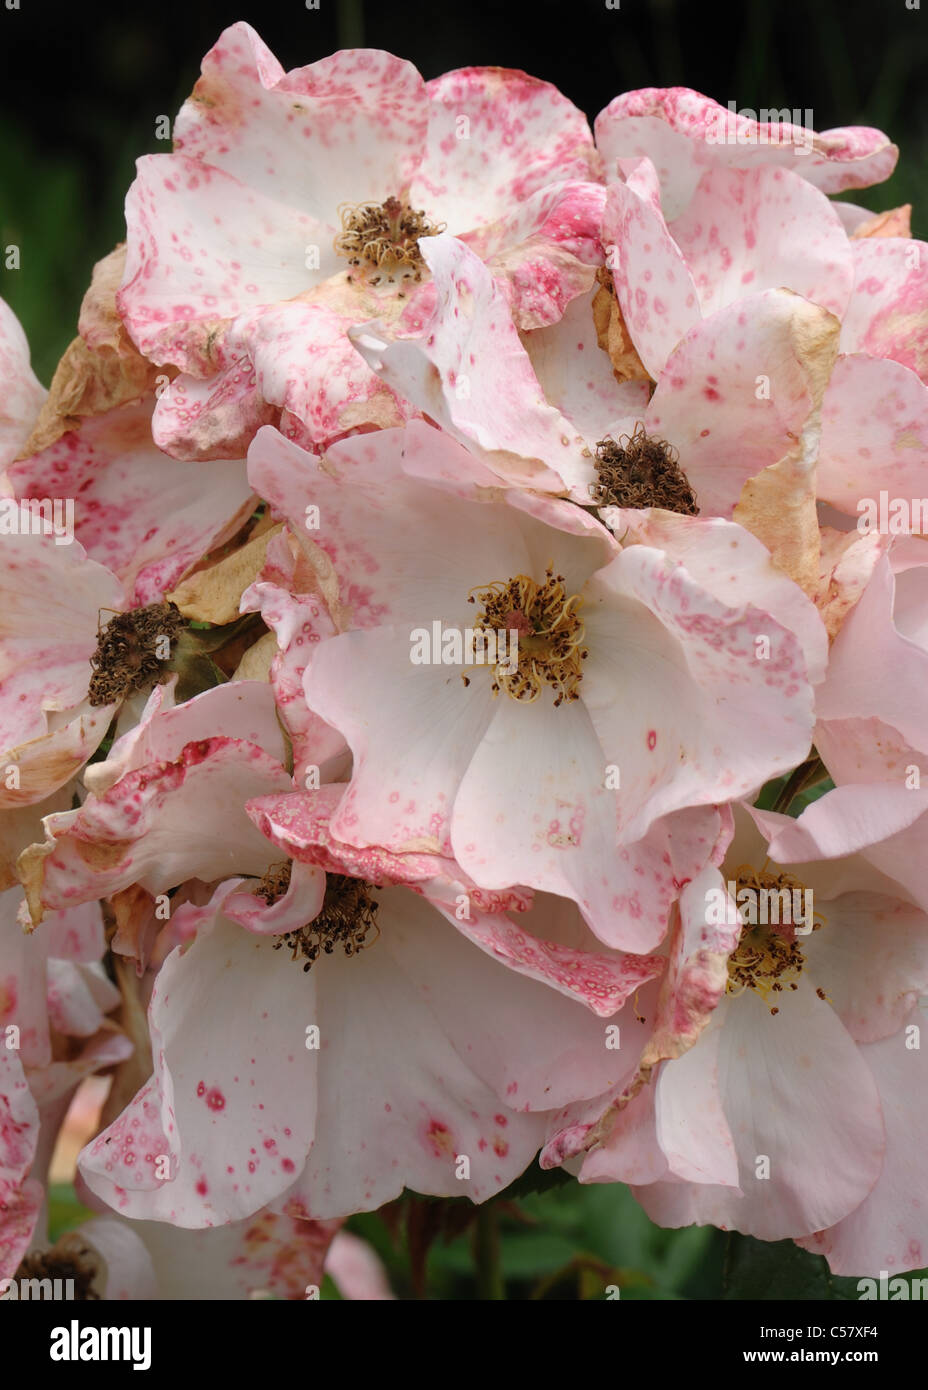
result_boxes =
[467,566,587,707]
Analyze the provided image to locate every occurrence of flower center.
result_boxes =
[467,567,587,707]
[334,196,445,287]
[88,601,184,707]
[15,1242,101,1300]
[591,426,698,514]
[725,865,825,1015]
[265,868,380,972]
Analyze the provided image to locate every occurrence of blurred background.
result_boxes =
[5,0,928,1298]
[1,0,926,384]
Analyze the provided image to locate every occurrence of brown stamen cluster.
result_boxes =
[334,197,445,285]
[591,426,699,514]
[15,1244,100,1300]
[273,874,380,972]
[725,866,823,1014]
[255,860,292,905]
[468,567,588,708]
[88,601,184,707]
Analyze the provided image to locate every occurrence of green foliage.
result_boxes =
[346,1179,726,1299]
[342,1185,928,1299]
[723,1233,928,1301]
[0,116,131,386]
[46,1175,928,1299]
[723,1234,860,1300]
[47,1183,97,1243]
[495,1156,573,1201]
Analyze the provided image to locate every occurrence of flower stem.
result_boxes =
[770,754,828,815]
[474,1205,505,1300]
[336,0,364,48]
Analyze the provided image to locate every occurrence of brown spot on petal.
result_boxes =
[592,268,651,384]
[17,246,167,457]
[733,296,839,595]
[74,838,133,870]
[850,205,912,240]
[169,524,282,624]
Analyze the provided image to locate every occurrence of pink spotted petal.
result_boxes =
[119,154,323,370]
[24,722,292,919]
[91,1208,340,1300]
[817,355,928,517]
[151,358,276,462]
[840,239,928,382]
[349,234,588,493]
[595,89,897,221]
[172,24,427,224]
[646,289,839,517]
[426,882,665,1021]
[603,510,828,685]
[235,298,412,454]
[0,1048,40,1276]
[413,67,599,232]
[224,858,325,938]
[601,164,700,377]
[0,524,122,806]
[671,164,853,320]
[240,532,346,786]
[580,545,815,842]
[465,181,606,330]
[84,679,287,796]
[80,894,319,1226]
[816,552,928,753]
[521,289,651,444]
[8,400,254,606]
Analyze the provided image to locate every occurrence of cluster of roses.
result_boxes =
[1,20,927,1299]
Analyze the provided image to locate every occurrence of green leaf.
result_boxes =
[723,1233,862,1300]
[496,1158,573,1201]
[754,773,791,811]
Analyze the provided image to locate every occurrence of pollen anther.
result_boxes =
[725,866,825,1014]
[334,196,445,282]
[272,874,380,972]
[468,567,587,708]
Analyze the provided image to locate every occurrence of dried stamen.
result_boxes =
[468,567,587,708]
[88,601,184,707]
[255,860,292,905]
[334,196,445,285]
[15,1242,101,1300]
[591,426,698,514]
[273,874,380,972]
